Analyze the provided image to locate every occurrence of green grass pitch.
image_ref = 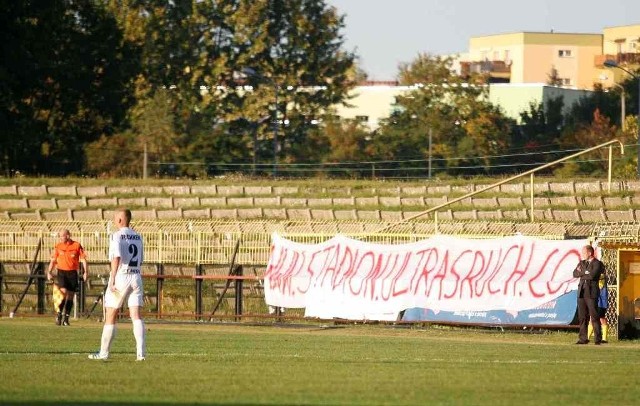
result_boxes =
[1,318,639,405]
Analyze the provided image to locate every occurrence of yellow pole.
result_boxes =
[530,173,535,223]
[197,231,202,265]
[608,145,613,193]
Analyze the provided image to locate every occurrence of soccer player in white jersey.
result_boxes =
[89,208,146,361]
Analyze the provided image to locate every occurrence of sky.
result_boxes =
[326,0,640,80]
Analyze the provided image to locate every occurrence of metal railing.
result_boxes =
[0,218,572,319]
[0,220,574,265]
[376,139,625,233]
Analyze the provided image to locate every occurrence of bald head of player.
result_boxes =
[114,209,132,229]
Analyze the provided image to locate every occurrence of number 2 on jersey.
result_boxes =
[128,244,139,267]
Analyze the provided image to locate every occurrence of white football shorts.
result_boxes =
[104,273,144,309]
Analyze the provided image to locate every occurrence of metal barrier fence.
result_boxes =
[0,262,261,321]
[0,219,573,265]
[0,219,583,323]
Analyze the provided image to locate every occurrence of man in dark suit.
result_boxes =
[573,245,604,345]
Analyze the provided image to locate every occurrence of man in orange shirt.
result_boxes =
[47,229,88,326]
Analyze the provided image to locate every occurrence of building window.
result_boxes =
[562,78,571,86]
[558,49,572,57]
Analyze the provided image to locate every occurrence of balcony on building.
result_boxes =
[460,60,511,83]
[595,53,640,67]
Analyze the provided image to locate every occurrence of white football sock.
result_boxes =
[132,319,146,357]
[100,324,116,356]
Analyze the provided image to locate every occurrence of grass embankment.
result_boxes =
[0,175,621,188]
[1,318,639,405]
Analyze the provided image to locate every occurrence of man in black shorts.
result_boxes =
[47,229,88,326]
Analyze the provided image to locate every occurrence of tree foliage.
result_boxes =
[85,88,179,176]
[106,0,355,175]
[1,0,139,175]
[2,0,355,177]
[372,54,514,176]
[3,1,636,179]
[517,97,564,149]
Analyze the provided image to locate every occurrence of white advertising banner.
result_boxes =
[264,234,586,321]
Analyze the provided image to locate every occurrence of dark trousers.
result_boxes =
[578,295,601,342]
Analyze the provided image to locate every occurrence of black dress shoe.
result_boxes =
[595,341,601,345]
[601,340,608,344]
[575,340,589,345]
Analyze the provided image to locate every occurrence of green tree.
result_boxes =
[85,89,179,177]
[558,109,633,177]
[101,0,355,176]
[459,105,514,173]
[0,0,138,175]
[307,118,372,177]
[84,131,141,177]
[97,1,272,176]
[564,85,619,129]
[619,115,639,178]
[322,119,371,162]
[556,72,638,178]
[512,96,565,172]
[240,0,356,167]
[517,96,565,149]
[132,89,181,174]
[372,53,512,177]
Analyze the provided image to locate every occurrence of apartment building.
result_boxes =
[596,24,640,87]
[489,84,592,122]
[334,81,408,130]
[460,32,603,89]
[335,82,591,129]
[602,24,640,59]
[336,24,638,129]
